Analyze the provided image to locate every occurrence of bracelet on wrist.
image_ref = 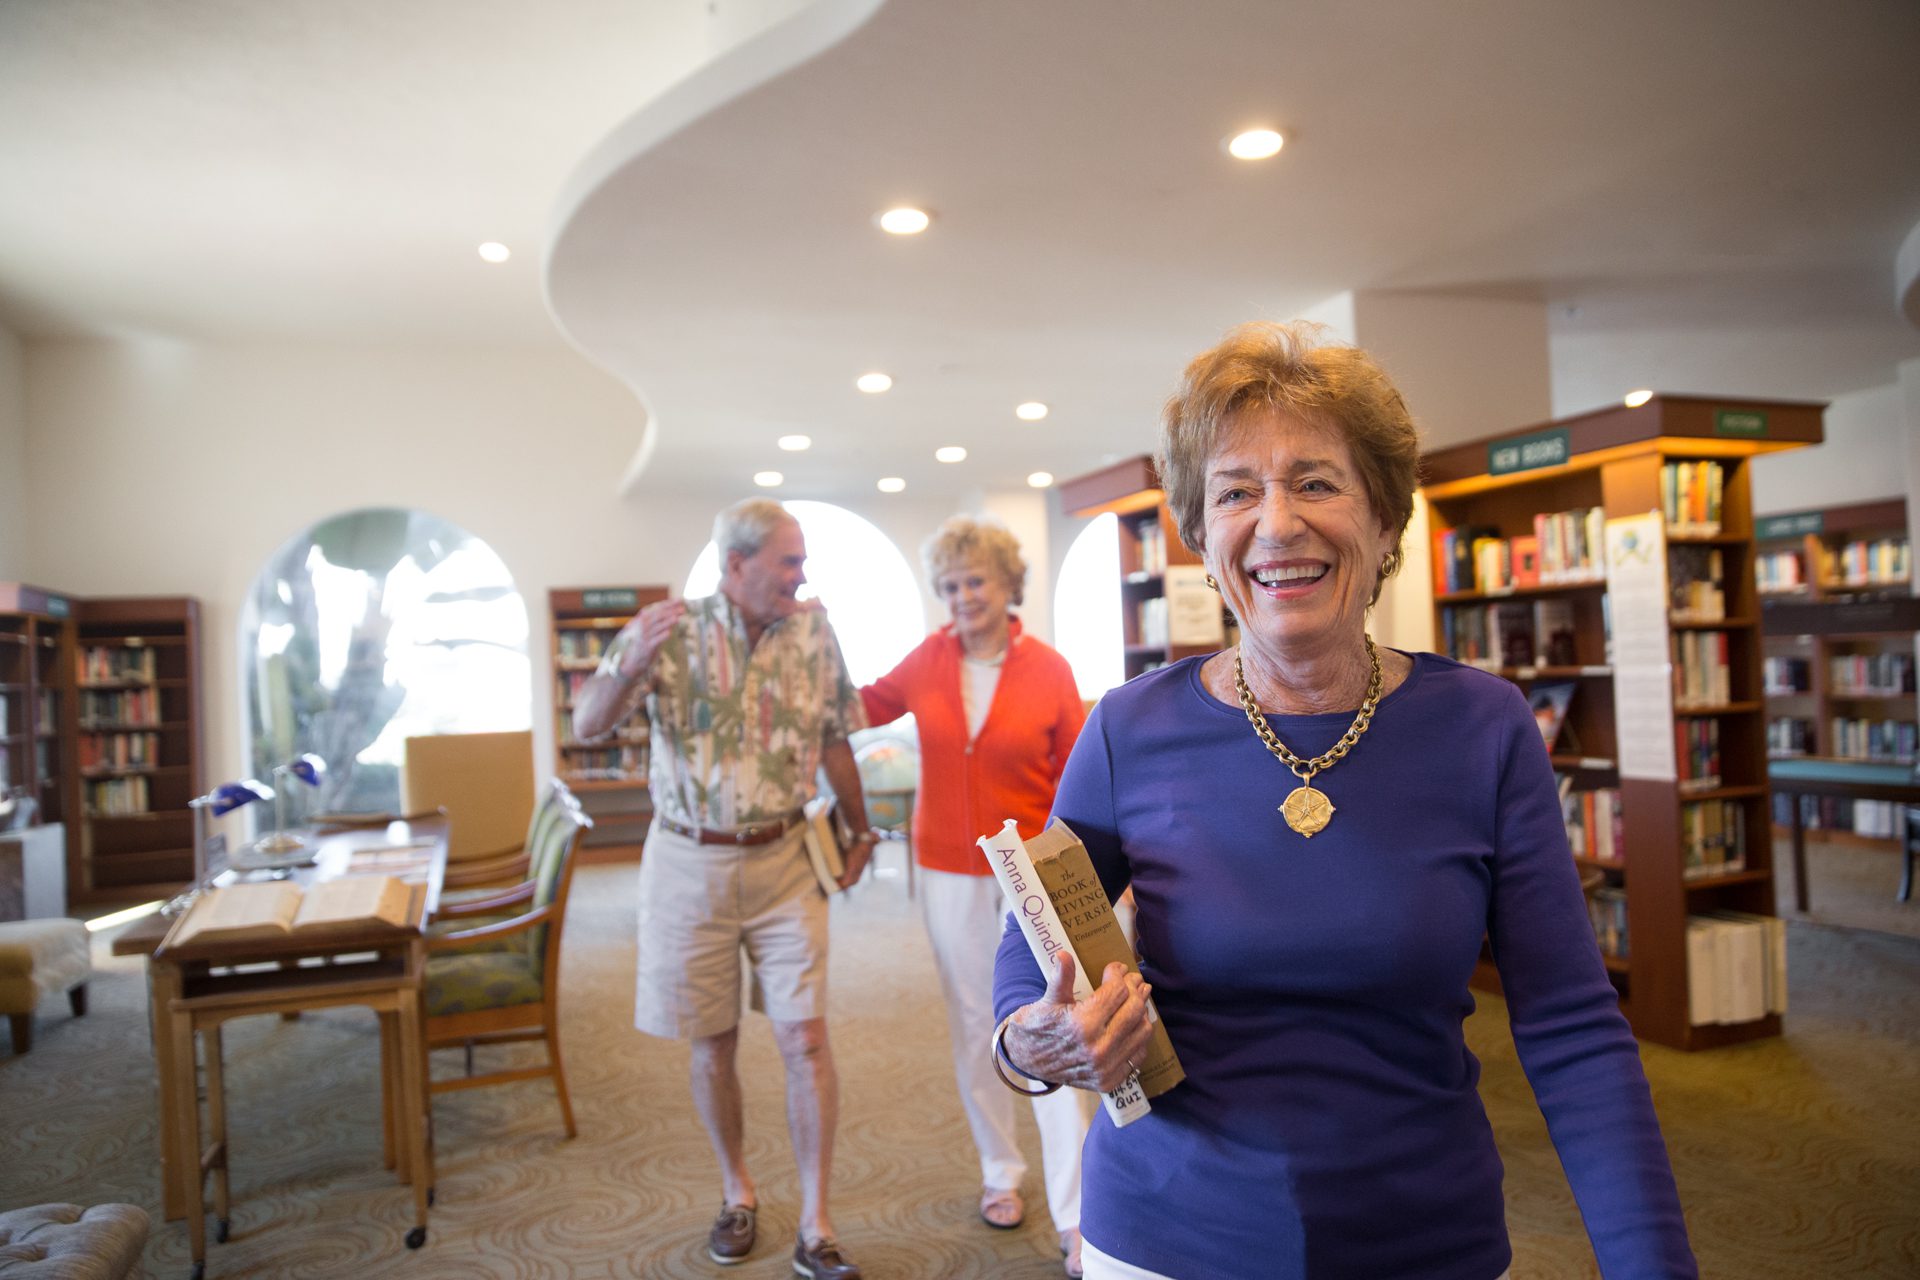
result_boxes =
[990,1014,1061,1096]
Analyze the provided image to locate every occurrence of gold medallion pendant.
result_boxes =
[1233,635,1383,838]
[1280,784,1335,837]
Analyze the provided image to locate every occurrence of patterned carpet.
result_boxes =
[3,851,1916,1279]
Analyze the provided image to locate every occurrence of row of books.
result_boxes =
[1817,536,1910,588]
[1589,886,1629,960]
[1441,599,1580,669]
[563,750,648,782]
[1772,793,1909,838]
[554,710,649,747]
[555,627,617,663]
[1434,507,1608,595]
[1667,545,1726,622]
[1754,548,1809,593]
[78,731,161,771]
[1131,517,1169,578]
[1687,910,1787,1026]
[79,688,162,726]
[0,691,7,735]
[1675,718,1721,791]
[1680,798,1747,880]
[1762,656,1812,695]
[1766,717,1814,757]
[1134,597,1170,648]
[1671,631,1731,708]
[1828,651,1915,696]
[1826,717,1917,763]
[85,775,150,816]
[1562,785,1623,863]
[76,645,156,684]
[554,670,597,707]
[1661,460,1724,535]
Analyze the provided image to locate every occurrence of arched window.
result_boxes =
[241,507,531,814]
[1053,513,1124,701]
[683,500,922,685]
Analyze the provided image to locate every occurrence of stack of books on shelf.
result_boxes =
[1774,793,1908,837]
[1675,719,1721,792]
[1671,632,1731,707]
[1134,520,1168,577]
[556,629,616,664]
[1562,785,1623,864]
[77,645,156,683]
[1588,886,1629,961]
[1686,911,1786,1027]
[1762,655,1811,695]
[1766,716,1813,757]
[1660,460,1724,535]
[564,745,648,781]
[79,731,159,771]
[1755,547,1808,593]
[1680,798,1746,880]
[1826,717,1917,762]
[86,775,150,815]
[1135,597,1169,647]
[1818,535,1910,588]
[36,690,55,730]
[1434,509,1607,595]
[1442,599,1580,670]
[1828,651,1915,696]
[79,688,159,725]
[1667,545,1726,622]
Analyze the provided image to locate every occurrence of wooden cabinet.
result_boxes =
[1059,455,1234,682]
[548,586,669,861]
[1422,394,1823,1050]
[0,585,202,906]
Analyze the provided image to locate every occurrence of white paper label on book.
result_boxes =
[978,819,1152,1128]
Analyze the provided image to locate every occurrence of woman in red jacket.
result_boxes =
[861,516,1093,1276]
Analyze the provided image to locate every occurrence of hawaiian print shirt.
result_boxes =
[593,593,863,830]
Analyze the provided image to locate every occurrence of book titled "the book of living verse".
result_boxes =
[978,818,1183,1127]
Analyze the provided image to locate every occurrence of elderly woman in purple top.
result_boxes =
[990,321,1696,1280]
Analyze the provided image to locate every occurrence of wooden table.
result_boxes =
[115,817,446,1277]
[1769,760,1920,910]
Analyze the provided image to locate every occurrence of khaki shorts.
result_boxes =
[633,818,828,1040]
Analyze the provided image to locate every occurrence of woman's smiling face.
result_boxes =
[1201,408,1394,666]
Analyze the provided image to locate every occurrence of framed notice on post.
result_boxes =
[1604,512,1677,782]
[1164,565,1227,646]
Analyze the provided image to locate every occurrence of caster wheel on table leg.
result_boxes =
[406,1226,427,1250]
[216,1219,230,1244]
[191,1264,204,1280]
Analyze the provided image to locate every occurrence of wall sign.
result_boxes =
[1488,428,1570,477]
[1714,408,1768,437]
[582,588,639,612]
[1754,511,1824,540]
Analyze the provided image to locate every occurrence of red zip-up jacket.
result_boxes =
[859,618,1086,875]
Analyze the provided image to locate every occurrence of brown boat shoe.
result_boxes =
[791,1233,863,1279]
[707,1203,756,1265]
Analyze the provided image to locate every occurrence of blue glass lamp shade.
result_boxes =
[281,754,326,787]
[209,779,274,817]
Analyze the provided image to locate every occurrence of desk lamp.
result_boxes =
[181,779,273,902]
[253,753,327,855]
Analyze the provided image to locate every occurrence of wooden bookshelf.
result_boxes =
[1058,455,1235,680]
[1422,393,1823,1051]
[0,586,203,906]
[1758,500,1917,845]
[549,585,669,863]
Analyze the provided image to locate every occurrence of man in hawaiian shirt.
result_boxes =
[575,498,877,1280]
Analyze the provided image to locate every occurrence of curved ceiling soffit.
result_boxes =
[1900,217,1920,332]
[545,0,889,497]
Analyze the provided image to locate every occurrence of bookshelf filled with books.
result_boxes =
[1058,455,1234,682]
[1757,501,1917,847]
[1422,394,1823,1050]
[549,585,670,861]
[0,586,203,905]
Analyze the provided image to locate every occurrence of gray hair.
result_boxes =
[713,498,795,561]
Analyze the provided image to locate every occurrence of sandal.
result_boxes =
[978,1186,1024,1230]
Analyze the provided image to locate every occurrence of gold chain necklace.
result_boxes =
[1233,635,1383,838]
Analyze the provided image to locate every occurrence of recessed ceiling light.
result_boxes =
[477,241,511,263]
[1623,389,1654,408]
[877,476,906,493]
[1225,128,1285,160]
[753,470,784,487]
[1015,401,1049,421]
[1027,471,1055,489]
[778,434,812,452]
[876,206,931,235]
[934,446,967,464]
[856,372,893,394]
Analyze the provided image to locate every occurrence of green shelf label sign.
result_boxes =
[1488,428,1570,477]
[45,595,70,617]
[1714,408,1768,437]
[1755,511,1824,540]
[582,589,639,612]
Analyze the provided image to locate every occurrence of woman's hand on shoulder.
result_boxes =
[1005,950,1155,1093]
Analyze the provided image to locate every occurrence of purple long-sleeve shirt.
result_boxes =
[993,652,1695,1279]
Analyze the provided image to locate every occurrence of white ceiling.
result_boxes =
[5,0,1919,503]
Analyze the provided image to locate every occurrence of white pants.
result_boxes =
[921,865,1097,1232]
[1083,1238,1515,1280]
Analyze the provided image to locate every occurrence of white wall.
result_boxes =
[0,325,26,581]
[20,337,973,788]
[1749,382,1912,515]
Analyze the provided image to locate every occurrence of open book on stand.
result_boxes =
[164,875,415,949]
[978,818,1184,1127]
[801,795,849,895]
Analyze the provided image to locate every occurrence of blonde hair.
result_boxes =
[1157,320,1420,603]
[922,516,1027,606]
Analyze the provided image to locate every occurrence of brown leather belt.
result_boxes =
[658,811,804,847]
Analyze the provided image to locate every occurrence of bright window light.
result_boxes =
[1055,513,1124,701]
[683,500,924,684]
